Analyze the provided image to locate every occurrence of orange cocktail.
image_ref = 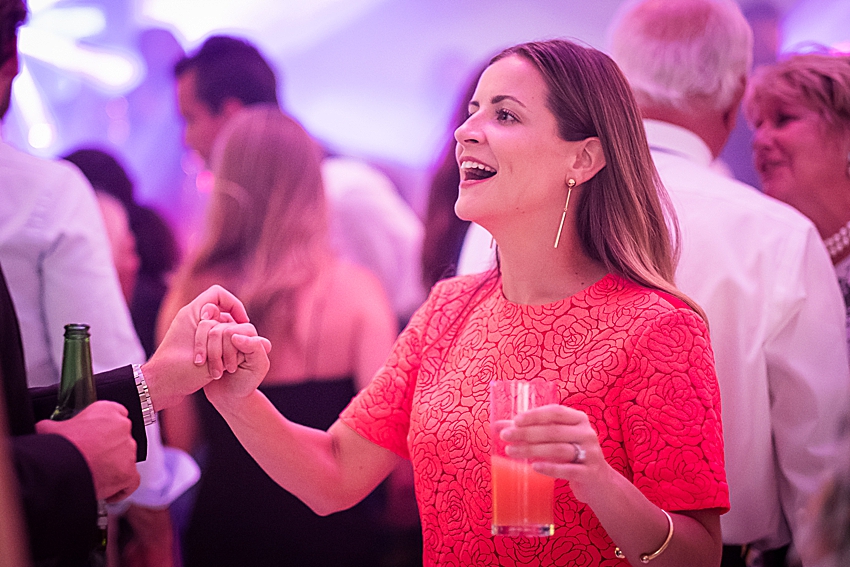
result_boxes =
[490,379,558,537]
[491,455,555,536]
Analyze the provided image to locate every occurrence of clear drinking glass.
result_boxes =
[490,378,558,537]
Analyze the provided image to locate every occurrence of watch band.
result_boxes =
[132,364,157,427]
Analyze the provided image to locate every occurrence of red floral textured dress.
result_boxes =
[341,272,730,566]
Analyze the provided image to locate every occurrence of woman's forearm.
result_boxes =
[581,465,722,567]
[211,389,400,515]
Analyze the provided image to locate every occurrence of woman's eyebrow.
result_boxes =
[491,94,526,108]
[468,95,527,110]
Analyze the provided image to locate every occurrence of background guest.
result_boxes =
[173,35,425,327]
[93,190,140,303]
[156,105,397,567]
[609,2,850,566]
[63,147,182,360]
[744,51,850,358]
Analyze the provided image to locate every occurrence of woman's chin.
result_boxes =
[760,180,790,203]
[453,200,478,223]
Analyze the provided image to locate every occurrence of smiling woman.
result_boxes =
[194,38,729,567]
[744,50,850,351]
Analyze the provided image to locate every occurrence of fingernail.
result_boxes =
[200,310,211,321]
[211,370,222,380]
[194,354,204,365]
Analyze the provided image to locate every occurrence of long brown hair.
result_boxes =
[176,105,329,339]
[492,40,702,316]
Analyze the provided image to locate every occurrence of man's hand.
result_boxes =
[141,285,250,411]
[36,401,139,502]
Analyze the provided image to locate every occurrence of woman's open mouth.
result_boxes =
[460,160,497,181]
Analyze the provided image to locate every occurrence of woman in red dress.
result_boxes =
[197,39,729,567]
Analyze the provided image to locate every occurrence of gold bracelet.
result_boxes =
[614,509,674,563]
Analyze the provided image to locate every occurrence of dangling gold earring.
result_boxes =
[553,179,576,249]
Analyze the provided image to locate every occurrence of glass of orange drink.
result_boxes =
[490,379,558,537]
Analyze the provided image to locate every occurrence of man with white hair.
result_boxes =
[609,1,850,566]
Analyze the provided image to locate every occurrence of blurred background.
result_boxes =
[4,0,849,247]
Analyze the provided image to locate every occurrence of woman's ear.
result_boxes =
[568,137,606,185]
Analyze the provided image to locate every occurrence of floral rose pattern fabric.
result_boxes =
[341,273,729,566]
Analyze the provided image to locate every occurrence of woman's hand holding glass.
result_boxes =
[499,404,612,503]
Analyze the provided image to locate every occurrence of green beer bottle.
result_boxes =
[51,324,107,564]
[51,324,97,421]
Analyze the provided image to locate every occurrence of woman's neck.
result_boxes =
[496,234,607,305]
[795,179,850,240]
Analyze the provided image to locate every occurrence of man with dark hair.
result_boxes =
[175,36,279,110]
[174,36,279,161]
[174,35,425,326]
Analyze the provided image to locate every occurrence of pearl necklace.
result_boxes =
[824,219,850,260]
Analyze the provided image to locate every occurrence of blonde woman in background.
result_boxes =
[745,51,850,356]
[156,106,397,567]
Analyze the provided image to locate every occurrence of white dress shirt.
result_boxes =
[0,138,197,508]
[322,156,426,322]
[646,119,850,552]
[0,139,145,384]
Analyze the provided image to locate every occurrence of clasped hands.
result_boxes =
[144,285,271,412]
[181,285,272,404]
[37,286,268,505]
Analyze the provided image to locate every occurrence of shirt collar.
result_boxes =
[643,119,713,167]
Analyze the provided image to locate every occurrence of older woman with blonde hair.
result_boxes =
[156,105,397,567]
[744,51,850,353]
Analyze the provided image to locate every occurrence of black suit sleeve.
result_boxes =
[94,366,147,462]
[28,366,147,462]
[1,262,147,563]
[12,432,98,565]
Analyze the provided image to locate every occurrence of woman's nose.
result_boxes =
[454,115,480,145]
[751,124,771,150]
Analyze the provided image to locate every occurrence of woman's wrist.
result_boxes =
[205,384,259,417]
[568,458,620,505]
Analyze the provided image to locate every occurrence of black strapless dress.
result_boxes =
[182,378,385,567]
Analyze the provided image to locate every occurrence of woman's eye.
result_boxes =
[775,113,795,127]
[496,109,518,123]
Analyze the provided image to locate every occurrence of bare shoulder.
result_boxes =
[328,260,391,303]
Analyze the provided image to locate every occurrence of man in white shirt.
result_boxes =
[0,143,146,387]
[608,1,850,566]
[0,3,197,562]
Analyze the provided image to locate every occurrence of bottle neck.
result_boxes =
[51,324,96,421]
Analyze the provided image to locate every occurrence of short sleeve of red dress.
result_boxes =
[612,305,729,513]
